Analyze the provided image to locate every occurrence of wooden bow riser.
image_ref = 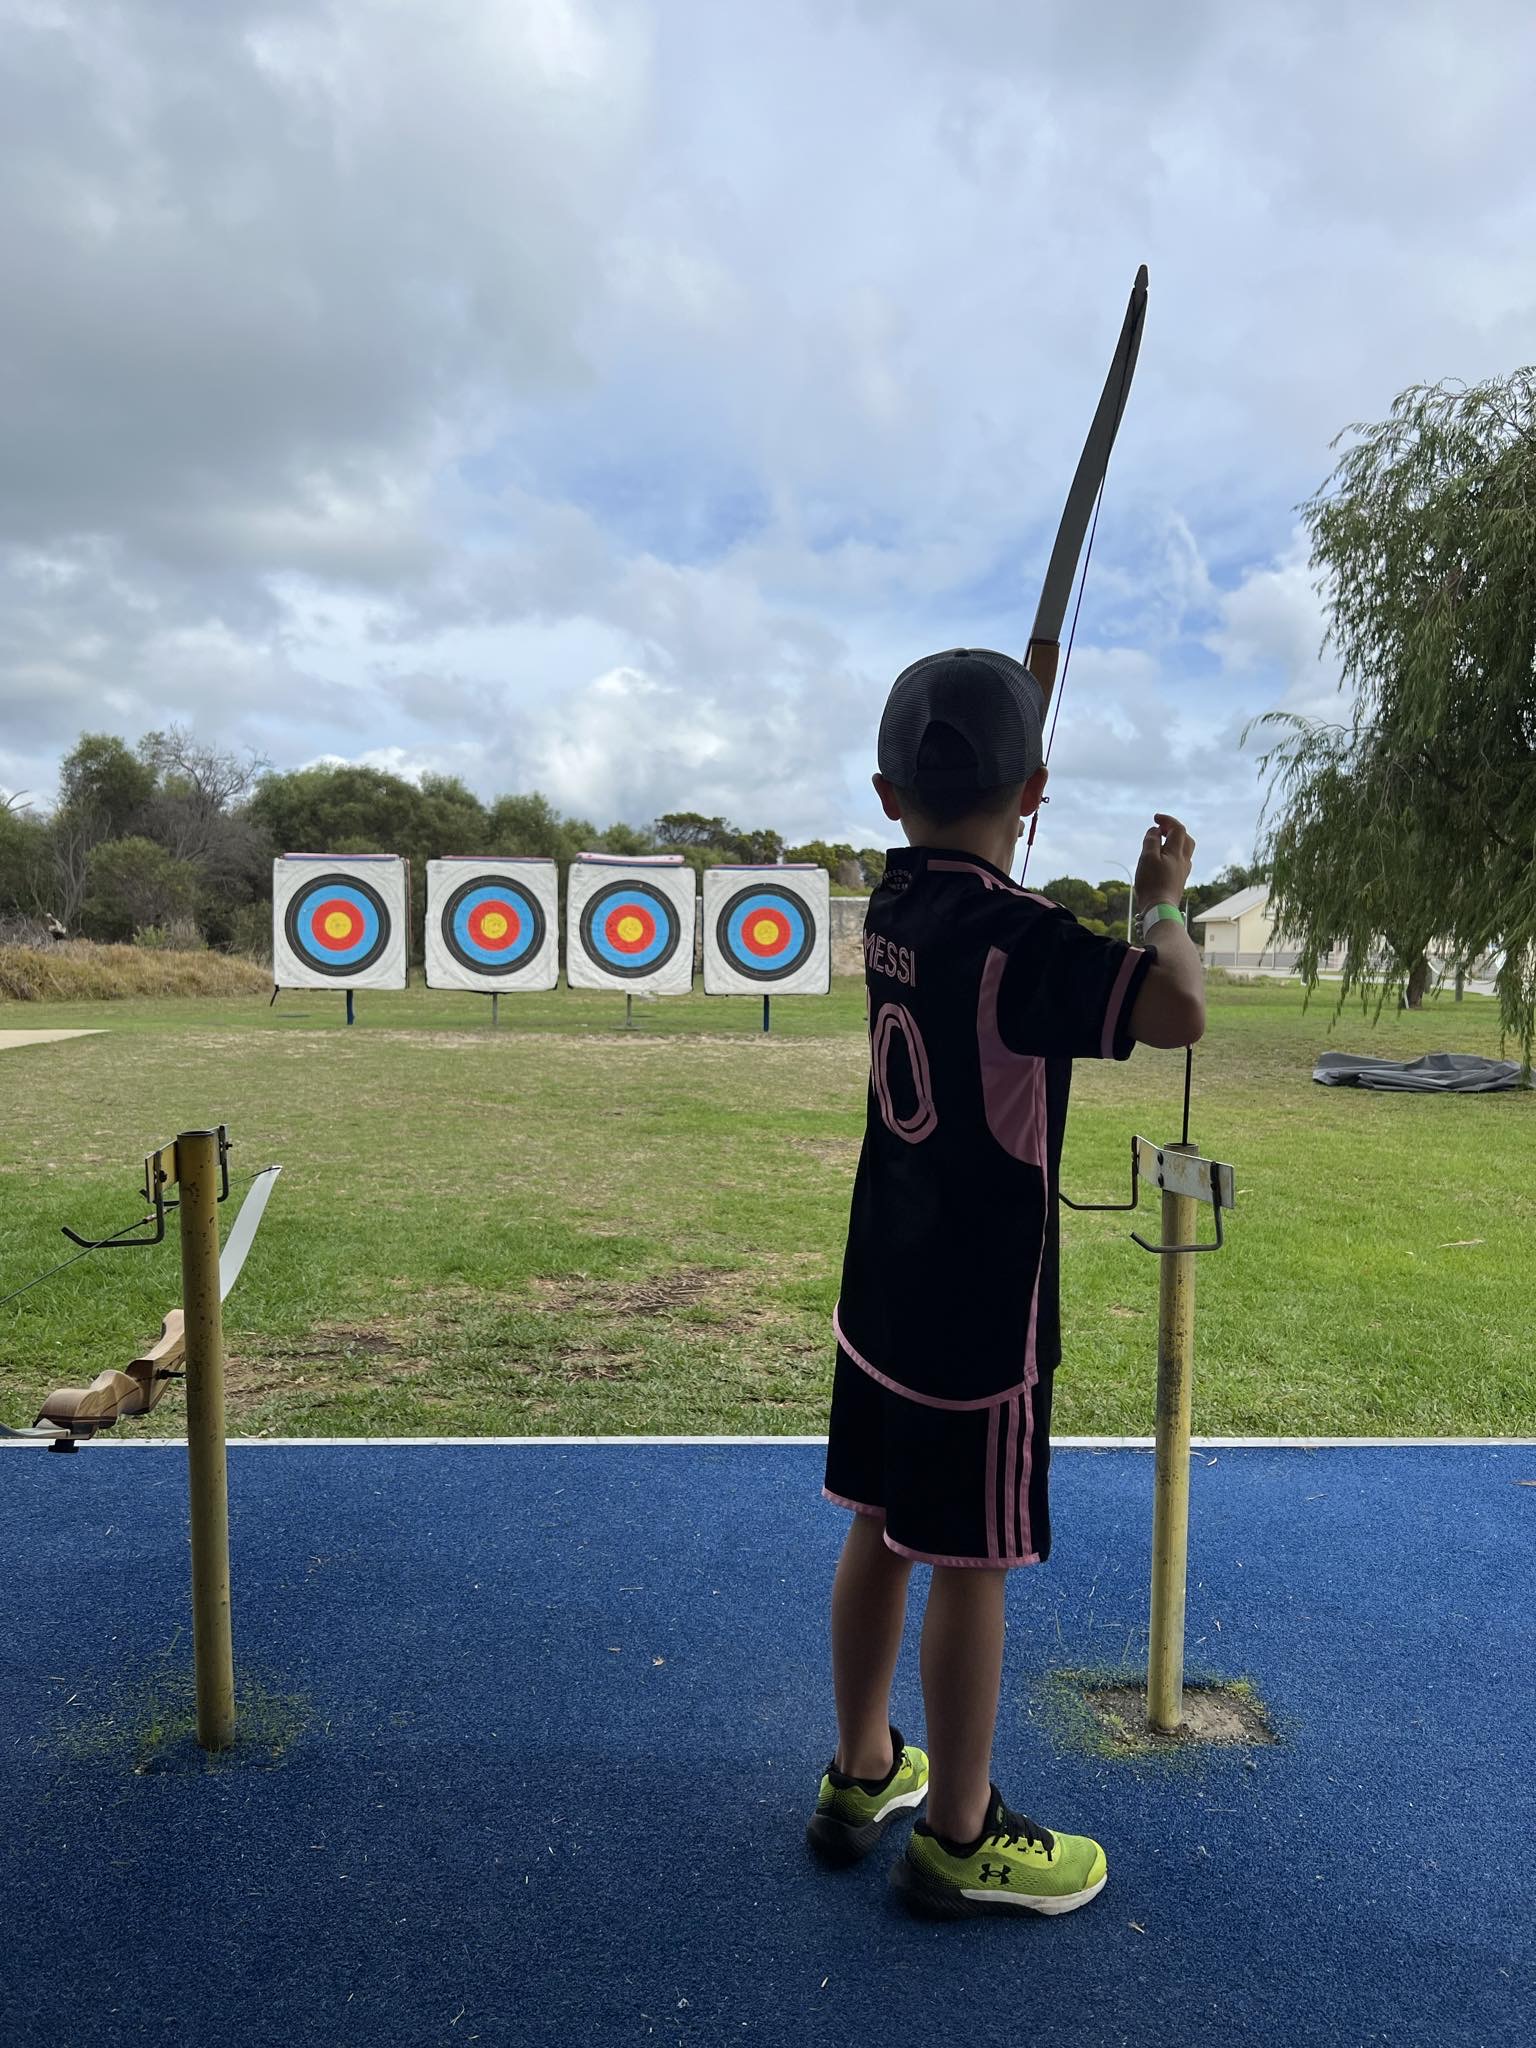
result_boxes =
[34,1310,187,1431]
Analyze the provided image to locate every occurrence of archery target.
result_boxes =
[425,859,558,991]
[703,866,830,996]
[565,856,696,994]
[272,855,408,990]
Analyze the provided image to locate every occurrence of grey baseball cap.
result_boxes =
[877,648,1045,792]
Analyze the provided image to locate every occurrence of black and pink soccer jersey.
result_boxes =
[835,845,1155,1410]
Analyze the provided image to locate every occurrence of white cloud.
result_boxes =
[1206,533,1343,718]
[3,0,1532,877]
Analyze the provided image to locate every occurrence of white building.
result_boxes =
[1192,887,1346,974]
[1192,888,1495,992]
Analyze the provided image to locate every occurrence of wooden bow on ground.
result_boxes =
[2,1165,281,1449]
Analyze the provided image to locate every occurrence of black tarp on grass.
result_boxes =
[1313,1050,1531,1091]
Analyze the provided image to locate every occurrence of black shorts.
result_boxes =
[822,1345,1054,1569]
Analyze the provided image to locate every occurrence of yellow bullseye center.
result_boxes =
[616,914,645,943]
[751,917,780,946]
[323,911,354,939]
[481,911,509,939]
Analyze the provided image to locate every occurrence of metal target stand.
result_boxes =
[1061,1098,1237,1733]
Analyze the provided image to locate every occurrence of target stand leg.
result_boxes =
[625,993,634,1030]
[491,994,499,1029]
[345,990,355,1027]
[762,995,771,1034]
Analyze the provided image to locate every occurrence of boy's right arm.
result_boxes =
[1127,813,1207,1050]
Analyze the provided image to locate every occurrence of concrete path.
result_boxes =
[0,1029,104,1051]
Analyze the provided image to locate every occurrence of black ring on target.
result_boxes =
[283,871,393,977]
[578,880,682,979]
[440,875,547,977]
[714,883,816,983]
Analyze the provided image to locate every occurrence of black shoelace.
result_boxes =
[987,1799,1055,1858]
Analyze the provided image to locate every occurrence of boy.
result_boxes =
[806,647,1205,1917]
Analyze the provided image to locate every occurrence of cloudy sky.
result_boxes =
[2,0,1533,880]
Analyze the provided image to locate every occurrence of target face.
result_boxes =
[441,876,546,977]
[283,873,392,977]
[580,882,682,979]
[702,866,829,996]
[715,885,815,982]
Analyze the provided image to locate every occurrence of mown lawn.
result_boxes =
[1,977,1531,1438]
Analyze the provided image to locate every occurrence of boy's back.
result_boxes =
[837,842,1151,1410]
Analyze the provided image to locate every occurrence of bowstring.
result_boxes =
[1042,477,1110,775]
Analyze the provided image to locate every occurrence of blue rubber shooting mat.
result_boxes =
[1,1441,1531,2048]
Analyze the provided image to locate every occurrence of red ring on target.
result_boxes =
[740,908,792,957]
[604,904,658,955]
[467,899,522,952]
[311,898,366,951]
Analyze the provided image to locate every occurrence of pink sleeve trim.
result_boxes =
[1101,945,1148,1058]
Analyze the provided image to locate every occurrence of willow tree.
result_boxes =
[1253,369,1536,1061]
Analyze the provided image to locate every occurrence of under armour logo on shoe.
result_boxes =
[977,1862,1012,1887]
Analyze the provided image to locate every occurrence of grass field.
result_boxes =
[1,976,1532,1439]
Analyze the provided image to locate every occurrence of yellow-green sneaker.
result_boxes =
[806,1725,929,1866]
[892,1784,1107,1918]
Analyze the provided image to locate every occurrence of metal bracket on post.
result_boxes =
[1129,1139,1233,1255]
[1058,1133,1142,1215]
[58,1126,229,1251]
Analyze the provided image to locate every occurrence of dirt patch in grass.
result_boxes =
[224,1319,432,1414]
[287,1324,403,1358]
[527,1258,828,1342]
[540,1335,650,1382]
[530,1266,724,1318]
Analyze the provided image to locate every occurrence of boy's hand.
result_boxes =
[1135,813,1195,911]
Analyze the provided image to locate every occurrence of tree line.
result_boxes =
[0,727,1254,962]
[0,731,889,961]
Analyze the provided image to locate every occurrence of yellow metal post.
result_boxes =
[1146,1148,1198,1733]
[177,1129,237,1751]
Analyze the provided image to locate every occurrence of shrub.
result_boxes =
[225,900,274,963]
[133,918,207,952]
[0,942,270,1002]
[81,837,200,943]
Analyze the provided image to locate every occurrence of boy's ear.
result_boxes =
[1020,765,1049,818]
[872,772,904,823]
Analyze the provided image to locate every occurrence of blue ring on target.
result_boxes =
[715,885,816,983]
[579,881,681,978]
[442,877,545,976]
[284,874,391,976]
